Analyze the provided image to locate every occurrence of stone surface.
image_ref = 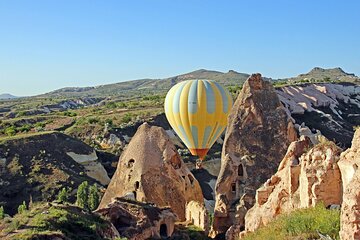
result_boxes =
[277,83,360,147]
[99,123,204,220]
[339,128,360,240]
[96,197,176,240]
[186,201,209,234]
[211,74,297,236]
[66,151,110,185]
[238,138,341,238]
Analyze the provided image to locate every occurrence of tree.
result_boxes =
[57,187,70,203]
[5,126,16,136]
[17,201,27,214]
[0,206,4,219]
[76,181,89,209]
[88,184,100,211]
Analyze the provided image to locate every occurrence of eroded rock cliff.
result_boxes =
[338,128,360,240]
[212,73,297,236]
[242,138,342,236]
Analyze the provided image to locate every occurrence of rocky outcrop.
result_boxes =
[338,128,360,240]
[66,151,110,185]
[99,123,204,220]
[277,83,360,147]
[298,141,342,208]
[96,198,176,240]
[186,201,209,234]
[211,74,297,236]
[241,138,341,236]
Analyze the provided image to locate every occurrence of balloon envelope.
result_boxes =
[164,80,233,160]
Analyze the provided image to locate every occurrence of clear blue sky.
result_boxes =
[0,0,359,96]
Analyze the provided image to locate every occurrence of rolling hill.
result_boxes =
[0,94,17,100]
[286,67,359,83]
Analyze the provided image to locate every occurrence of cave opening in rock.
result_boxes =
[128,159,135,168]
[238,164,244,177]
[188,174,194,186]
[113,216,131,230]
[231,183,236,193]
[160,223,168,237]
[135,181,140,190]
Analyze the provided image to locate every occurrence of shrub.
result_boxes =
[16,111,27,117]
[57,187,70,203]
[88,184,100,211]
[88,117,100,124]
[19,124,32,132]
[18,201,27,214]
[5,126,17,136]
[105,118,113,126]
[76,181,89,209]
[0,206,4,219]
[121,113,132,123]
[106,102,117,109]
[63,111,77,117]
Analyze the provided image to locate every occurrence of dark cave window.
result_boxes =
[188,174,194,186]
[238,164,244,177]
[127,159,135,168]
[134,181,140,190]
[231,183,236,193]
[160,224,168,237]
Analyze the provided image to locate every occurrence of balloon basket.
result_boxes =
[195,159,203,169]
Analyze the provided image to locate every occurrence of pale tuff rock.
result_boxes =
[186,201,209,234]
[277,83,360,116]
[66,151,111,185]
[212,74,297,236]
[297,123,322,145]
[99,123,203,220]
[236,138,342,238]
[96,198,176,240]
[277,83,360,147]
[339,128,360,240]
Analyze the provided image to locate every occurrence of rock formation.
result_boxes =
[338,128,360,240]
[241,138,341,236]
[186,201,209,234]
[99,123,204,220]
[277,83,360,147]
[96,197,177,240]
[211,73,297,236]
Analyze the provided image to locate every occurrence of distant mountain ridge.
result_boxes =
[30,67,360,98]
[0,93,17,100]
[286,67,359,82]
[43,69,253,98]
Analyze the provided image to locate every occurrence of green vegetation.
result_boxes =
[17,201,27,214]
[5,126,17,136]
[121,113,133,123]
[88,184,101,211]
[75,181,101,211]
[62,111,77,117]
[0,203,111,240]
[0,206,4,219]
[242,204,340,240]
[57,187,70,203]
[76,181,89,209]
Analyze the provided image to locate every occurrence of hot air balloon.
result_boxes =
[164,80,233,167]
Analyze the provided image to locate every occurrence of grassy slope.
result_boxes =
[0,203,112,240]
[243,204,340,240]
